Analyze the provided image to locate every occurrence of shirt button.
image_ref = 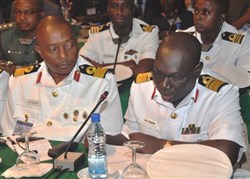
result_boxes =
[170,112,177,119]
[24,113,30,121]
[52,91,58,97]
[205,56,210,60]
[73,116,78,122]
[63,112,69,119]
[47,121,53,127]
[82,111,88,119]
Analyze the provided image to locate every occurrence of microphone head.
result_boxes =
[99,91,109,102]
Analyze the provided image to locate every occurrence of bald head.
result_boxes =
[157,32,201,65]
[153,32,202,107]
[35,16,74,45]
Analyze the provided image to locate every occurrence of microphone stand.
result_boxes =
[54,91,109,171]
[112,38,121,75]
[64,91,109,159]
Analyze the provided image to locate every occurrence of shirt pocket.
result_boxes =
[181,131,208,142]
[137,118,160,137]
[13,104,41,124]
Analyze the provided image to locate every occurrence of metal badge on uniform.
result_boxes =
[12,120,33,135]
[19,38,34,45]
[8,50,21,54]
[86,7,96,15]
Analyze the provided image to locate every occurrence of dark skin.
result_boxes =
[107,32,241,165]
[0,0,44,74]
[193,0,225,44]
[35,16,78,84]
[84,0,154,76]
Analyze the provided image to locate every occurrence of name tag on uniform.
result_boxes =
[144,118,158,128]
[87,7,96,15]
[26,99,41,107]
[13,120,33,135]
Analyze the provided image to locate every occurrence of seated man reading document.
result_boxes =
[107,32,246,165]
[1,16,123,141]
[79,0,159,77]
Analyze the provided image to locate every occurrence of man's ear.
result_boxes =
[195,62,203,76]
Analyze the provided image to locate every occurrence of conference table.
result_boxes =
[0,82,131,179]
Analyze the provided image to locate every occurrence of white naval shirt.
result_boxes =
[122,67,246,161]
[1,56,123,141]
[79,18,159,65]
[0,70,9,131]
[183,22,250,71]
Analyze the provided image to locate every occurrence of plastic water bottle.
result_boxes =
[87,113,107,179]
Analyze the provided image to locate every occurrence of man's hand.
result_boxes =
[129,133,166,154]
[0,60,16,74]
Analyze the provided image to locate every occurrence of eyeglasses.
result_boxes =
[14,9,40,16]
[153,62,200,84]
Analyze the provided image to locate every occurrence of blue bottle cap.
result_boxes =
[91,113,100,122]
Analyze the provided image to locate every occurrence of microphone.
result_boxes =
[53,91,109,171]
[112,38,121,75]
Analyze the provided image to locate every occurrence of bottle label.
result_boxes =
[88,156,107,175]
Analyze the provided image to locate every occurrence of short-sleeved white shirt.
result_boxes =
[1,56,123,141]
[122,67,246,160]
[183,22,250,71]
[79,18,159,64]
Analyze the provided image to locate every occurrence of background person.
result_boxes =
[107,32,246,166]
[9,0,62,22]
[1,16,123,141]
[0,0,44,75]
[79,0,159,77]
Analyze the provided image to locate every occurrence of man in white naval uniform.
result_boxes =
[1,16,123,142]
[181,0,250,87]
[107,32,246,166]
[79,0,159,77]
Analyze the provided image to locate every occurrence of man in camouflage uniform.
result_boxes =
[0,0,44,74]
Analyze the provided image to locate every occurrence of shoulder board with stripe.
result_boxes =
[0,22,15,31]
[135,72,152,83]
[79,64,108,78]
[13,64,41,77]
[198,74,228,92]
[221,31,245,44]
[0,68,3,73]
[139,24,155,32]
[90,23,110,34]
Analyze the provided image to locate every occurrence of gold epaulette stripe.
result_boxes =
[199,74,228,92]
[0,23,14,30]
[79,65,108,78]
[140,24,155,32]
[222,31,245,44]
[135,72,152,83]
[13,64,41,77]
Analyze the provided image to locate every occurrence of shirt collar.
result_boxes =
[151,81,200,108]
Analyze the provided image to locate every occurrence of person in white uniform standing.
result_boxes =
[79,0,159,77]
[107,32,246,166]
[1,16,123,141]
